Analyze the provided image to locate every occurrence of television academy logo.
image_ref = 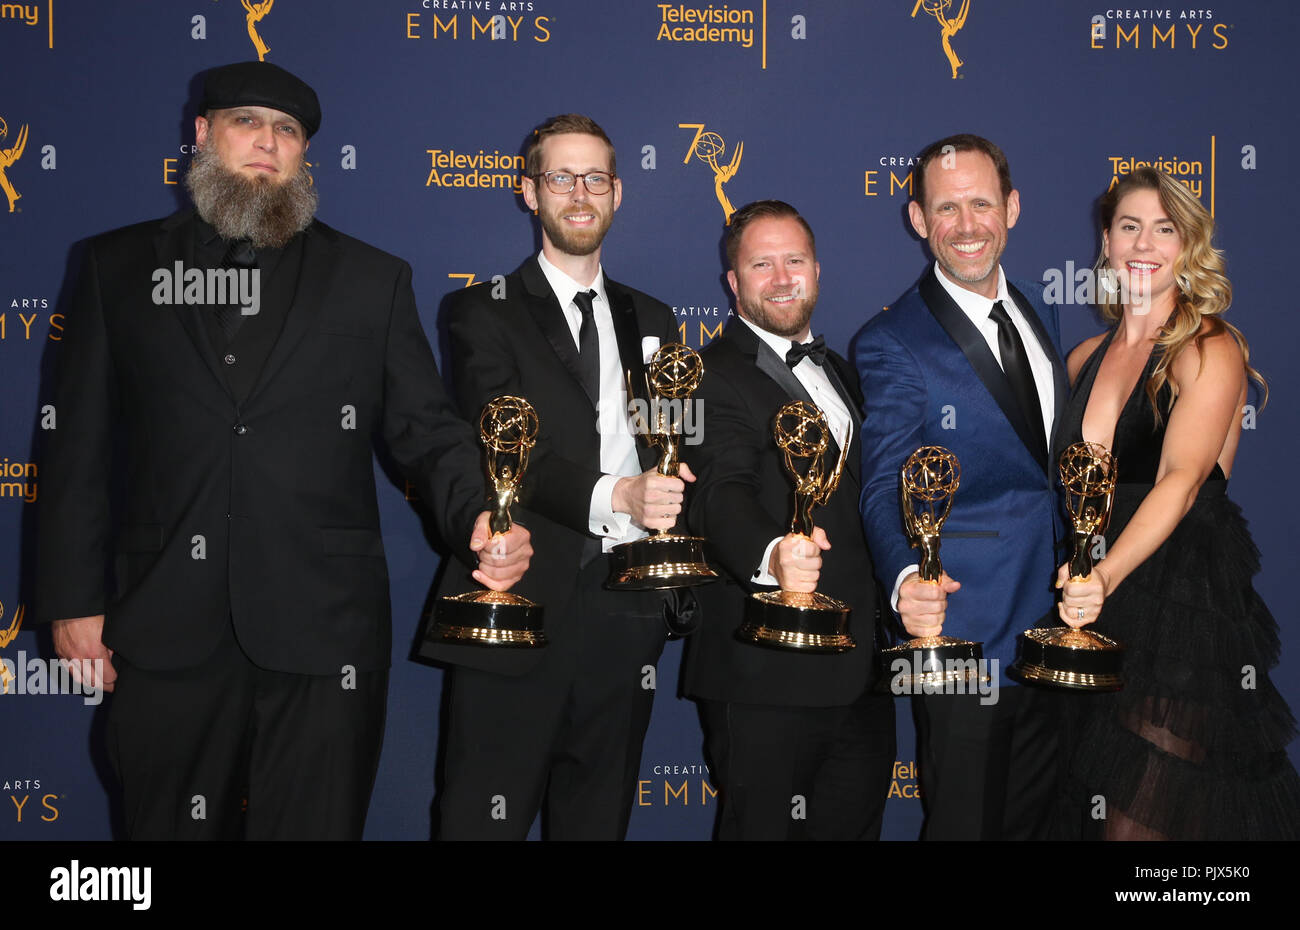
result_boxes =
[911,0,969,79]
[679,123,743,225]
[889,760,922,799]
[0,459,37,503]
[425,146,524,193]
[0,116,29,213]
[655,3,768,67]
[1104,136,1217,215]
[0,1,51,48]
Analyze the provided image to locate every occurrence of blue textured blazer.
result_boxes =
[853,265,1068,679]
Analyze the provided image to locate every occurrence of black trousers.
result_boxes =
[108,625,387,840]
[913,684,1061,840]
[700,689,897,841]
[437,559,666,840]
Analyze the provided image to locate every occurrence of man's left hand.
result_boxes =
[470,511,532,591]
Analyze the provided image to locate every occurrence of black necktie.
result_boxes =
[786,334,827,369]
[989,300,1046,455]
[573,289,600,404]
[216,238,257,343]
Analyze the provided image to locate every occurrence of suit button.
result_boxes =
[224,353,237,366]
[234,424,248,435]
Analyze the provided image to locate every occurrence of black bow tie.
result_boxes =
[786,335,827,369]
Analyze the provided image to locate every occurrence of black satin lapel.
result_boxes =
[919,268,1047,470]
[153,215,231,400]
[606,281,647,401]
[606,282,663,472]
[243,225,334,408]
[823,354,861,483]
[520,261,590,407]
[752,336,815,407]
[1007,281,1069,449]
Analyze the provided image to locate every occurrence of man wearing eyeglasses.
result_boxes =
[422,114,689,840]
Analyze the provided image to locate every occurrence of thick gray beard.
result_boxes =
[184,145,318,248]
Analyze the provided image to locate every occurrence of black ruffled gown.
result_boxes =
[1057,329,1300,840]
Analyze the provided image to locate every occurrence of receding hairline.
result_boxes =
[733,214,814,256]
[914,150,1007,207]
[531,131,616,171]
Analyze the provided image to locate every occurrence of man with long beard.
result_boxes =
[682,200,895,840]
[35,61,531,840]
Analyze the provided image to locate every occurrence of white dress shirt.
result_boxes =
[536,251,646,550]
[738,316,853,586]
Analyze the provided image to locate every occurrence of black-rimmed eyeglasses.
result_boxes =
[529,170,616,195]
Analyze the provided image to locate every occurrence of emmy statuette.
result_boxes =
[879,446,986,686]
[736,400,855,653]
[1011,441,1124,691]
[606,344,718,590]
[427,395,546,647]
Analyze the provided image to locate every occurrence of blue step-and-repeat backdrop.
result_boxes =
[1,0,1295,840]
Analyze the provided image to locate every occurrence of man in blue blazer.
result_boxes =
[854,134,1068,840]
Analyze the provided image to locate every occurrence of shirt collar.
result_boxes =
[192,213,296,255]
[933,260,1013,327]
[537,250,608,311]
[195,215,224,249]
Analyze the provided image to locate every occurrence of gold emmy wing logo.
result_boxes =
[679,124,743,225]
[0,116,29,213]
[243,0,274,61]
[912,0,969,79]
[0,600,23,694]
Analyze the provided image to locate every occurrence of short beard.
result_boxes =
[737,285,817,338]
[185,145,318,248]
[538,206,612,257]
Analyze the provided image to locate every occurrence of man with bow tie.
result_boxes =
[683,200,895,840]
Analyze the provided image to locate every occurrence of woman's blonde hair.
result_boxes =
[1094,166,1266,422]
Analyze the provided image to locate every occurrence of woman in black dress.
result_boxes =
[1056,166,1299,840]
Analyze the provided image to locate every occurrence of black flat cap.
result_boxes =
[199,61,321,138]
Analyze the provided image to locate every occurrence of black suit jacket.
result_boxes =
[422,256,679,676]
[35,209,484,675]
[682,320,880,707]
